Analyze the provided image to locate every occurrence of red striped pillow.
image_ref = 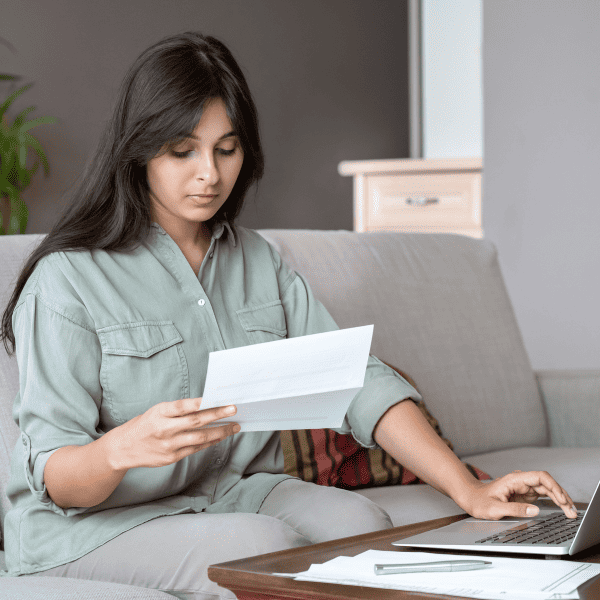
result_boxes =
[280,363,491,489]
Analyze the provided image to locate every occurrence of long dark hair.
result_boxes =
[1,31,264,355]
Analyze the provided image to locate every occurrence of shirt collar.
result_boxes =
[150,219,237,247]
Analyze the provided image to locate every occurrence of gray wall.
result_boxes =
[483,1,600,369]
[2,0,409,234]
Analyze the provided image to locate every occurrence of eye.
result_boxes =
[171,150,193,158]
[217,147,237,156]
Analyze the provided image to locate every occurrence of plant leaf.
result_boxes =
[12,105,36,129]
[18,141,27,172]
[0,174,19,197]
[0,83,33,123]
[17,132,50,175]
[8,192,28,234]
[23,159,40,188]
[18,115,58,133]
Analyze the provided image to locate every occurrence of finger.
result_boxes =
[534,492,577,518]
[493,475,558,510]
[560,488,576,509]
[191,405,237,429]
[513,492,538,503]
[193,405,237,429]
[183,421,240,444]
[512,472,577,518]
[530,488,575,517]
[538,472,571,507]
[545,490,578,518]
[512,471,566,503]
[175,438,225,461]
[159,397,204,418]
[532,486,561,507]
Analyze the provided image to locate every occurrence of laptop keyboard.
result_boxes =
[474,511,585,546]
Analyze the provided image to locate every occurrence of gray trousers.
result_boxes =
[29,478,393,599]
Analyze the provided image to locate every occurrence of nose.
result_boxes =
[195,149,219,186]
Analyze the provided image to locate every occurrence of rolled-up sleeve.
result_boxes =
[13,292,103,517]
[271,247,422,449]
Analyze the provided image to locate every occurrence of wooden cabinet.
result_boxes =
[338,157,483,238]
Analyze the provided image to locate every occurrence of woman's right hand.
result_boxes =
[106,397,239,471]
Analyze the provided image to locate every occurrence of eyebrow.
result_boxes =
[184,131,237,142]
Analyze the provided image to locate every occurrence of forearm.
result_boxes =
[44,428,129,509]
[373,399,481,506]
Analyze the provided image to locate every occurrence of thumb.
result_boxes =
[501,502,539,519]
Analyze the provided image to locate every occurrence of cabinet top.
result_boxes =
[338,157,482,176]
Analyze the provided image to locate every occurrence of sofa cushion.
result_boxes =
[355,480,469,527]
[355,447,600,527]
[281,364,490,489]
[258,230,548,457]
[461,446,600,504]
[0,573,174,599]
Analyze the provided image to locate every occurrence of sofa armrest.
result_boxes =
[535,370,600,447]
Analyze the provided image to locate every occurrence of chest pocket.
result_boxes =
[97,321,189,424]
[236,300,288,345]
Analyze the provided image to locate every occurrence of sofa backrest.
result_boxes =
[0,230,549,541]
[257,229,548,457]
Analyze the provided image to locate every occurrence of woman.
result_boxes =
[0,31,576,598]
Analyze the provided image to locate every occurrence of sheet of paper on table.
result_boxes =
[273,549,600,600]
[200,325,374,432]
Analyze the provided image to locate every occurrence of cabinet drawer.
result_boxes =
[365,171,482,235]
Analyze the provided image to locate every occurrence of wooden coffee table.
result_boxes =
[208,502,600,600]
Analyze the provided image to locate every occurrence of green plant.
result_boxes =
[0,74,57,234]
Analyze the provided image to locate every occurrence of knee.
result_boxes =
[259,478,393,544]
[301,488,393,543]
[200,513,313,559]
[332,492,393,536]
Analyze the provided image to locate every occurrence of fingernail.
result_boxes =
[233,424,241,433]
[226,406,235,414]
[526,506,539,516]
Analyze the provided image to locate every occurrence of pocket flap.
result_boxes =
[97,321,183,358]
[237,301,287,337]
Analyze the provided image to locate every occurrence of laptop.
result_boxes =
[393,478,600,557]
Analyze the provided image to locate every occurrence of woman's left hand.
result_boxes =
[460,470,578,520]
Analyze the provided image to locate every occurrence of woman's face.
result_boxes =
[146,97,244,235]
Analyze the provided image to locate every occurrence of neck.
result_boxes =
[152,215,212,252]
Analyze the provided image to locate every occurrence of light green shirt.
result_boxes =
[2,221,419,576]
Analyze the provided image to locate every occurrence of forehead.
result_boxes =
[189,98,234,138]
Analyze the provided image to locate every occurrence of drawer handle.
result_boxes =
[406,197,439,206]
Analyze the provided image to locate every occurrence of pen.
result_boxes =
[374,559,492,575]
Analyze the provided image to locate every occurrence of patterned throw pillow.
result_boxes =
[280,362,491,489]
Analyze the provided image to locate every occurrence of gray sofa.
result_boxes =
[1,230,599,598]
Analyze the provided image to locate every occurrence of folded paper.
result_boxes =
[200,325,374,432]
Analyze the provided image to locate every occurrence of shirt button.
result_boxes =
[198,299,205,306]
[215,458,222,465]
